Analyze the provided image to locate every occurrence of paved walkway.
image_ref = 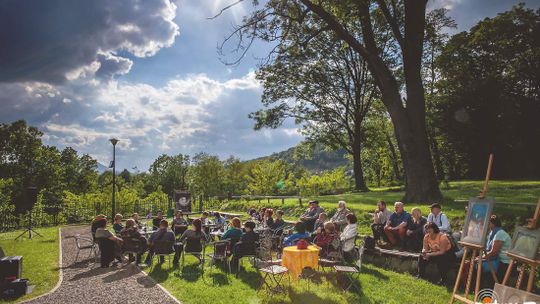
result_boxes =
[25,226,179,304]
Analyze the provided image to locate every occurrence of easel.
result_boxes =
[500,198,540,293]
[450,154,494,304]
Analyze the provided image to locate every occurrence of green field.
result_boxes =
[0,227,60,303]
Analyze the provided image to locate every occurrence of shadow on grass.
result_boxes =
[283,287,344,304]
[175,264,203,282]
[146,263,172,284]
[362,266,390,281]
[236,267,263,290]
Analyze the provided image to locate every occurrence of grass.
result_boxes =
[147,256,452,304]
[0,227,60,303]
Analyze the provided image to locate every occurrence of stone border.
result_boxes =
[139,270,182,304]
[20,227,63,304]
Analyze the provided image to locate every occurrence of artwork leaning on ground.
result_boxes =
[461,198,495,246]
[174,191,192,213]
[507,226,540,260]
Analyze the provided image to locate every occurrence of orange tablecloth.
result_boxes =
[281,245,320,278]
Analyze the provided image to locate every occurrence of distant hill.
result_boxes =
[96,162,109,174]
[252,144,350,172]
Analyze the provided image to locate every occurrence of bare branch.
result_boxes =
[207,0,245,20]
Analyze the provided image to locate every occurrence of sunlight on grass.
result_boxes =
[0,227,60,303]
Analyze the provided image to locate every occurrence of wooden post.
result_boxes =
[478,154,494,199]
[282,198,285,205]
[527,198,540,229]
[298,197,303,207]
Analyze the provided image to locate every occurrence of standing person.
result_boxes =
[173,210,188,236]
[330,201,350,231]
[341,213,359,262]
[300,201,324,232]
[120,219,147,264]
[417,222,455,285]
[371,201,393,243]
[404,208,427,252]
[152,210,164,230]
[384,202,411,248]
[482,215,512,287]
[427,203,450,233]
[113,214,124,234]
[144,220,176,265]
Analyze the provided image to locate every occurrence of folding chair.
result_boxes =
[233,241,259,277]
[74,234,98,263]
[207,240,230,275]
[319,239,344,272]
[334,245,364,292]
[151,240,175,269]
[122,237,144,264]
[258,265,289,293]
[180,237,206,275]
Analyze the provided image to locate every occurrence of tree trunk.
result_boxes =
[428,131,445,181]
[384,131,402,182]
[351,142,369,192]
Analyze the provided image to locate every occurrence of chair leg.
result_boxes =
[75,249,80,263]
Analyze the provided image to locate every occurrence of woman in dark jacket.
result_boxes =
[404,207,427,252]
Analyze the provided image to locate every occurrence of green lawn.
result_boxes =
[0,227,60,303]
[147,256,451,304]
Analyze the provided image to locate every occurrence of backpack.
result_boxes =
[364,236,375,250]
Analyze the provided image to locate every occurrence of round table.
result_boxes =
[281,245,320,278]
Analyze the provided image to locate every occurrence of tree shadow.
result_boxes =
[361,266,389,281]
[69,265,115,281]
[284,287,343,304]
[237,268,263,290]
[174,264,203,282]
[102,265,140,283]
[146,264,171,284]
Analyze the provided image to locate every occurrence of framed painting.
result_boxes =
[507,226,540,260]
[461,197,494,246]
[173,191,192,213]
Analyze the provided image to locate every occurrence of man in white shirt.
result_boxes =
[371,201,392,242]
[427,203,450,233]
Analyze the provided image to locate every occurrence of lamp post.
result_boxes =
[109,138,119,220]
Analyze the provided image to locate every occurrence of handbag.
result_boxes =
[297,239,308,250]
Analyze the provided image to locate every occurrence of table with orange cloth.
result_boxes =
[281,245,320,279]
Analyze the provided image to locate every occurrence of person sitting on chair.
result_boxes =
[94,218,124,268]
[311,212,328,241]
[213,212,226,231]
[371,201,392,243]
[299,201,324,232]
[113,213,124,234]
[231,221,260,270]
[271,210,286,232]
[120,219,147,264]
[482,215,512,288]
[221,217,243,240]
[173,210,188,236]
[314,222,340,257]
[263,208,274,228]
[177,218,207,265]
[283,221,310,247]
[144,219,175,265]
[384,202,411,248]
[330,201,350,231]
[404,208,427,252]
[417,222,455,285]
[152,210,164,230]
[341,213,358,262]
[131,213,142,229]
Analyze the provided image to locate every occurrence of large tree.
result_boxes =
[224,0,442,201]
[250,21,378,191]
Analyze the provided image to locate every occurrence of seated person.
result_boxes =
[283,221,310,247]
[417,222,455,285]
[371,201,392,242]
[178,219,207,263]
[113,213,124,234]
[482,215,512,287]
[314,212,327,234]
[263,208,274,228]
[131,213,143,229]
[384,202,411,248]
[257,208,267,223]
[152,210,164,230]
[120,219,147,264]
[172,210,188,235]
[91,214,107,240]
[221,217,243,240]
[300,200,324,232]
[231,221,260,269]
[314,222,340,257]
[341,213,358,262]
[248,208,258,220]
[271,210,286,232]
[330,201,350,231]
[427,203,450,233]
[404,207,427,252]
[94,218,124,268]
[201,212,210,235]
[213,212,226,231]
[144,220,176,265]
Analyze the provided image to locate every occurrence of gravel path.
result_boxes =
[25,226,180,304]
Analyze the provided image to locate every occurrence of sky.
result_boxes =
[0,0,538,171]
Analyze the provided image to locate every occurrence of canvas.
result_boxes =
[461,197,494,246]
[508,226,540,260]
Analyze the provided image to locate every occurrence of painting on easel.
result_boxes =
[507,226,540,260]
[461,197,494,246]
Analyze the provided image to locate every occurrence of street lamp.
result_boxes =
[109,138,119,220]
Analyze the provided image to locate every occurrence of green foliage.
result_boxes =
[246,160,287,195]
[296,167,351,196]
[149,154,190,195]
[188,153,225,196]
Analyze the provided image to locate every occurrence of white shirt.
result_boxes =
[427,212,450,232]
[340,223,357,252]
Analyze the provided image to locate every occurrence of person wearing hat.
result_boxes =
[427,203,450,233]
[300,200,324,232]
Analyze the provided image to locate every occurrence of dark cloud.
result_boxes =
[0,0,178,84]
